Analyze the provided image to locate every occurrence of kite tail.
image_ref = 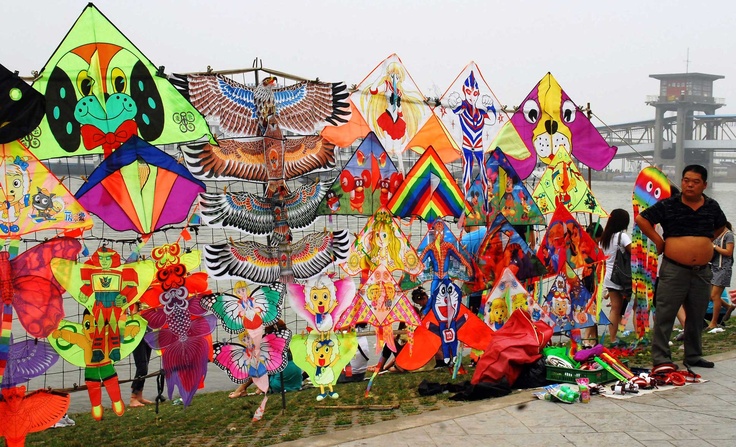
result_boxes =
[252,394,268,422]
[631,227,651,341]
[163,337,210,407]
[365,356,386,398]
[0,304,13,384]
[645,236,659,334]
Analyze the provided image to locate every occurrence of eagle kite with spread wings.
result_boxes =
[204,229,351,285]
[173,74,351,137]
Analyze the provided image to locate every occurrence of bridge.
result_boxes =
[594,72,736,179]
[598,114,736,158]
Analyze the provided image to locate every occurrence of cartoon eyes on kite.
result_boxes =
[562,100,576,123]
[111,67,127,93]
[522,99,540,124]
[12,179,21,188]
[646,181,662,200]
[9,88,22,101]
[76,70,95,96]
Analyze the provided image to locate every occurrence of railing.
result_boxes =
[645,95,726,106]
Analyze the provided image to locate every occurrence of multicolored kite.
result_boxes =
[476,214,546,287]
[30,3,210,159]
[181,127,336,197]
[0,140,93,237]
[416,219,474,287]
[342,208,422,282]
[536,205,606,274]
[290,330,357,401]
[0,386,70,447]
[75,136,205,234]
[287,274,355,333]
[542,264,597,333]
[485,148,545,226]
[434,62,506,195]
[335,265,421,352]
[0,238,81,385]
[491,72,617,179]
[0,64,45,144]
[50,246,154,420]
[353,54,430,169]
[531,147,607,216]
[213,324,291,420]
[140,243,215,408]
[316,132,403,216]
[0,338,59,389]
[201,282,285,334]
[631,166,673,341]
[387,146,466,221]
[395,278,491,371]
[481,267,538,331]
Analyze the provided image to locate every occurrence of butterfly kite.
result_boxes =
[200,282,285,334]
[0,238,81,385]
[213,324,292,421]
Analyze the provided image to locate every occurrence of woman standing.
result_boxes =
[707,222,734,330]
[600,209,632,345]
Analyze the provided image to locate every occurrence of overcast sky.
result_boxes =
[3,0,735,126]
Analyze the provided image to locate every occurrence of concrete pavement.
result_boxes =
[273,349,736,447]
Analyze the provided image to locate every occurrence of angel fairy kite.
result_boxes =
[359,57,425,170]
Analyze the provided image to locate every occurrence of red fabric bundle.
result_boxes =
[471,309,553,386]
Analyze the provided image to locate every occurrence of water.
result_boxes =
[591,179,736,224]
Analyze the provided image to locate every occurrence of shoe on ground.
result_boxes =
[685,359,715,368]
[52,414,76,428]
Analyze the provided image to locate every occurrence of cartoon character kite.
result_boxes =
[491,72,617,179]
[631,166,673,341]
[30,3,210,159]
[395,278,491,371]
[50,247,154,420]
[0,64,45,144]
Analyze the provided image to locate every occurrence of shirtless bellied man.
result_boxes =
[635,165,727,369]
